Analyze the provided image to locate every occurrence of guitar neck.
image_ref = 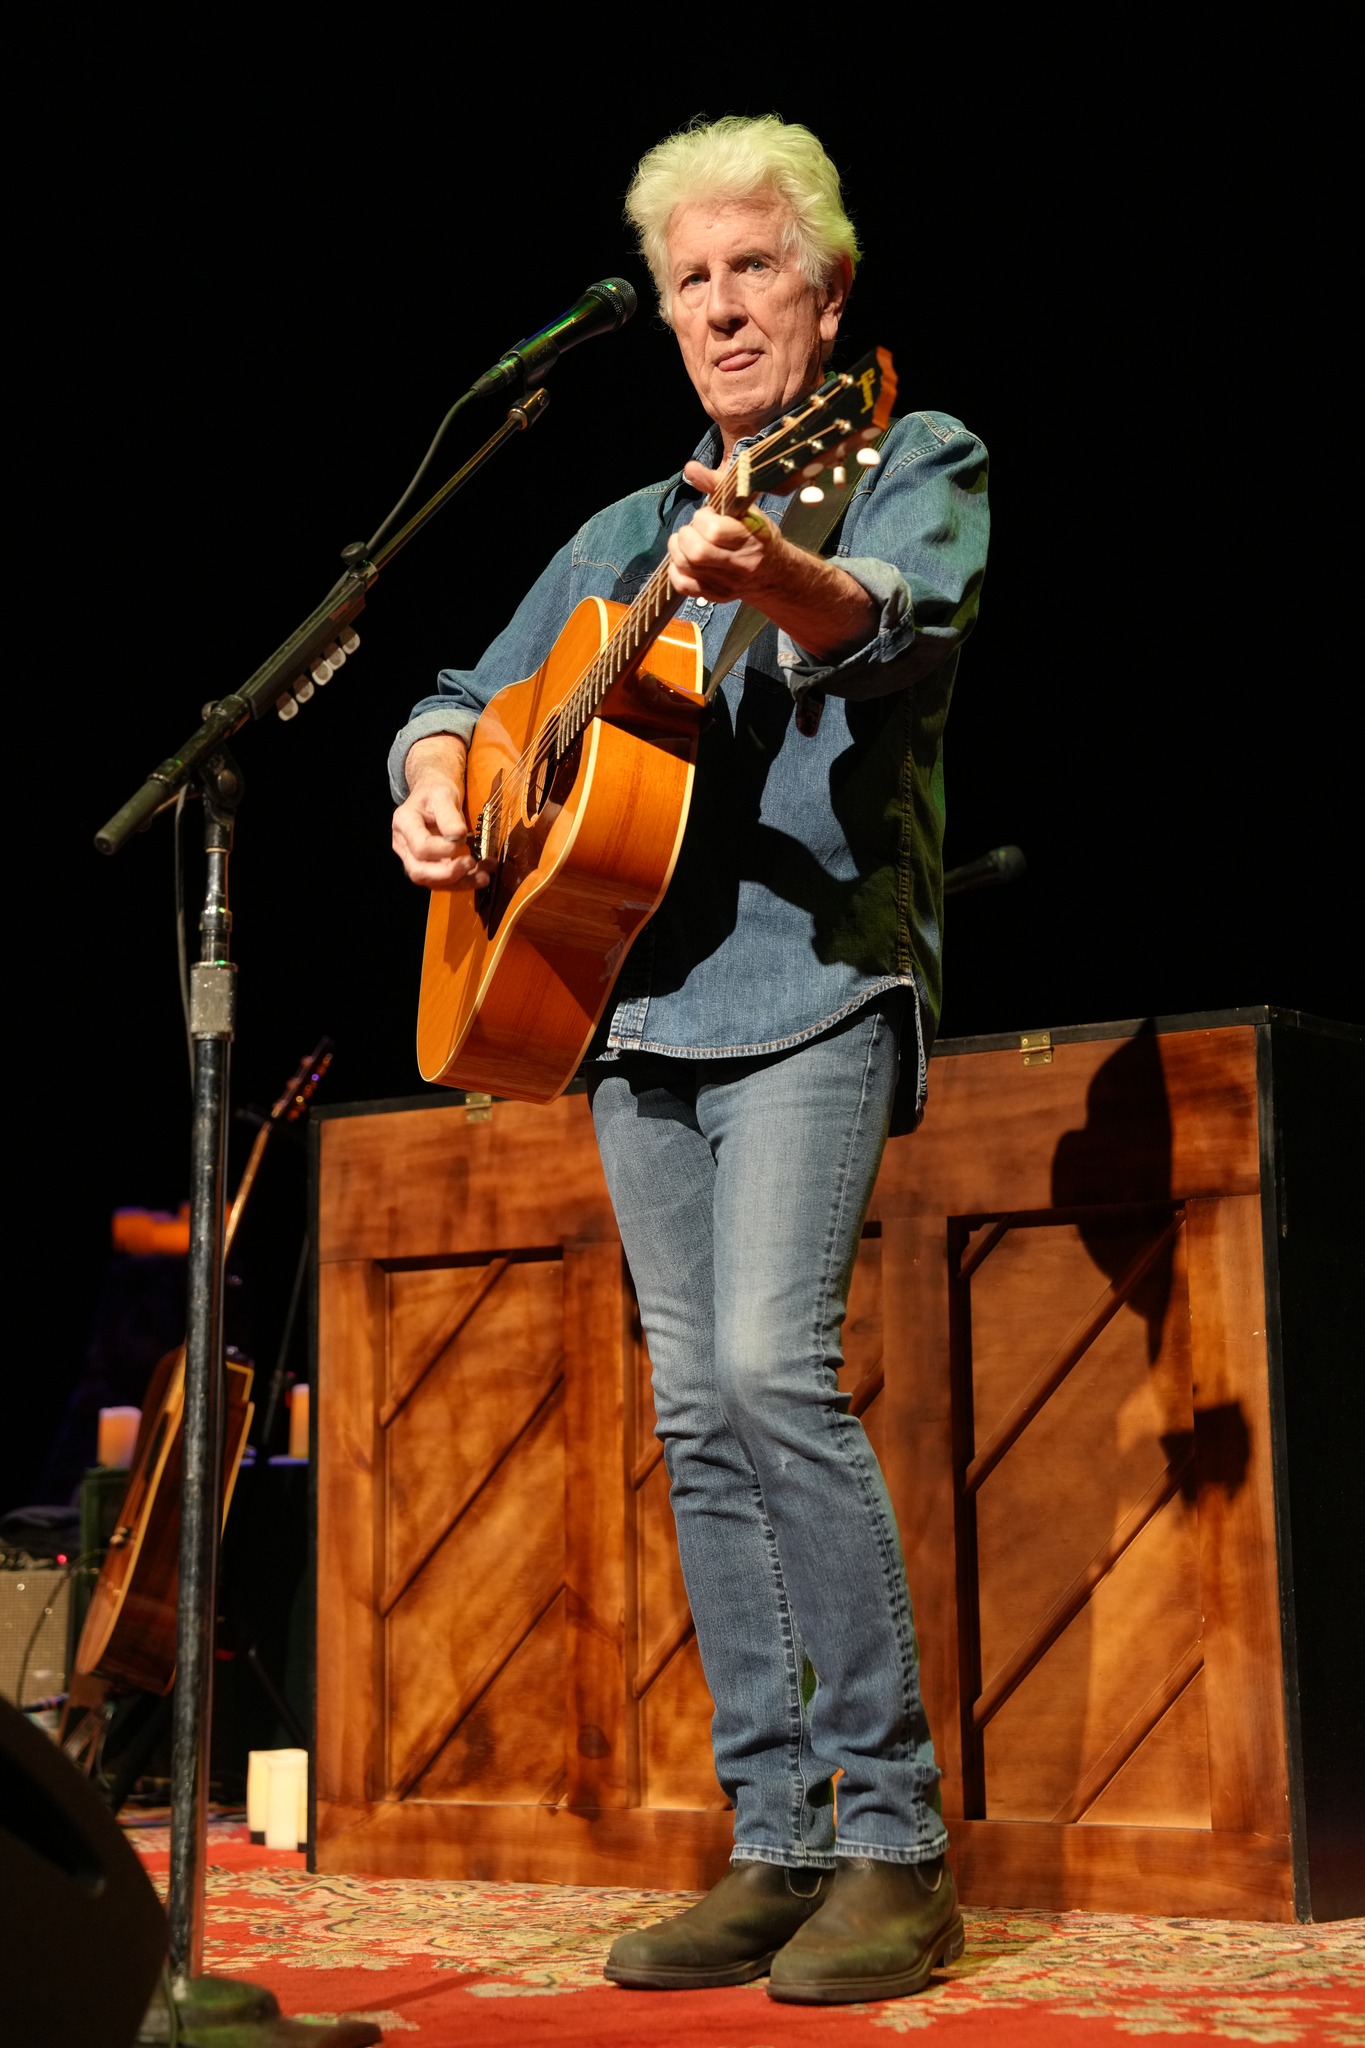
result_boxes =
[553,462,756,754]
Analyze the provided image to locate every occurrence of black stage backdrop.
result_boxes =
[10,32,1353,1514]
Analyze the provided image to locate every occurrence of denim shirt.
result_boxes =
[389,405,989,1107]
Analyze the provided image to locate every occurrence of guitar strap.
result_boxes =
[701,422,893,709]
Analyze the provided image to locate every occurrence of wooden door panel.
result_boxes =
[983,1487,1203,1821]
[639,1636,724,1810]
[385,1389,565,1797]
[1084,1667,1212,1828]
[843,1237,886,1458]
[635,1456,689,1681]
[973,1234,1194,1682]
[383,1258,564,1601]
[414,1591,567,1804]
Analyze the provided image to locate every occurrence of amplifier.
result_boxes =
[0,1566,73,1709]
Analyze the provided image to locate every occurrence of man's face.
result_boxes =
[665,192,846,458]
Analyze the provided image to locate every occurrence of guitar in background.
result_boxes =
[73,1041,332,1697]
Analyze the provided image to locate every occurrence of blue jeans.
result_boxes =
[588,997,947,1869]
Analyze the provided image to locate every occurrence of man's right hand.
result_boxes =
[391,734,492,891]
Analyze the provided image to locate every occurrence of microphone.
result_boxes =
[472,277,638,398]
[943,844,1027,896]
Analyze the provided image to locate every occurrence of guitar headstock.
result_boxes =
[732,346,898,504]
[269,1038,335,1126]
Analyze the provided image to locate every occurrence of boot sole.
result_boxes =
[767,1912,965,2005]
[605,1949,778,1990]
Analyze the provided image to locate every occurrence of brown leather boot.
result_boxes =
[604,1859,831,1989]
[767,1854,964,2004]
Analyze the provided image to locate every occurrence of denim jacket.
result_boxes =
[389,405,989,1102]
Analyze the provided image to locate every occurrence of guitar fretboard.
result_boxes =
[551,459,748,756]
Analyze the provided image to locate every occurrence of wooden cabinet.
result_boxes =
[312,1010,1361,1920]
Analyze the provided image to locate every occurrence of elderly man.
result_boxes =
[390,115,989,2006]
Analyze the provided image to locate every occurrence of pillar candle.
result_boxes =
[264,1749,309,1851]
[288,1385,310,1461]
[246,1749,271,1842]
[97,1407,141,1470]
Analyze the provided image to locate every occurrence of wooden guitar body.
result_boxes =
[74,1346,254,1695]
[417,596,706,1102]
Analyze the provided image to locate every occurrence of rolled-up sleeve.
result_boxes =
[778,412,989,702]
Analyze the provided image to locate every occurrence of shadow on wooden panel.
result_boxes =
[1052,1019,1176,1359]
[957,1203,1218,1835]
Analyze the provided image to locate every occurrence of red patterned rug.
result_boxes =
[129,1825,1365,2045]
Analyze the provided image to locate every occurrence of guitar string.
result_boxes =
[477,383,864,858]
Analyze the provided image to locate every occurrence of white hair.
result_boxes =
[625,114,860,322]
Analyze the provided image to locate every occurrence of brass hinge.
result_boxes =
[1020,1031,1053,1066]
[462,1092,493,1122]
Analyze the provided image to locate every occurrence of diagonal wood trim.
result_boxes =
[957,1219,1010,1282]
[539,1766,568,1807]
[848,1360,885,1417]
[630,1437,665,1490]
[972,1452,1195,1731]
[1052,1640,1205,1825]
[391,1578,565,1800]
[379,1365,564,1615]
[964,1212,1184,1496]
[631,1606,696,1701]
[380,1257,512,1429]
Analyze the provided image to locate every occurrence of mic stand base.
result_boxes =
[137,1973,380,2046]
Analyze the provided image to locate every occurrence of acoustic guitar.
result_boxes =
[416,348,898,1104]
[74,1041,332,1696]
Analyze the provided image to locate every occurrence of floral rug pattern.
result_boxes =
[129,1841,1365,2045]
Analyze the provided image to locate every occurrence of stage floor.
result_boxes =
[127,1822,1364,2046]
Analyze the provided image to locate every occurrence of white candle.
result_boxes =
[264,1749,309,1851]
[288,1385,310,1461]
[246,1749,271,1841]
[97,1407,141,1470]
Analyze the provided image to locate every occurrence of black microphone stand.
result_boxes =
[97,387,551,2048]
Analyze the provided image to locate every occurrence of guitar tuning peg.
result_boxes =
[295,675,316,704]
[800,485,826,505]
[339,626,360,654]
[310,653,334,685]
[833,465,847,487]
[276,694,299,722]
[856,446,881,468]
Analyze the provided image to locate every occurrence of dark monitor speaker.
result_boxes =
[0,1694,167,2048]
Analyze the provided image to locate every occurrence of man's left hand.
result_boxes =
[666,461,780,604]
[666,459,880,664]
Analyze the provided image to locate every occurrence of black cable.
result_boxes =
[362,387,480,558]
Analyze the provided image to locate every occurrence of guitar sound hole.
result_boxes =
[527,728,560,820]
[527,727,581,822]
